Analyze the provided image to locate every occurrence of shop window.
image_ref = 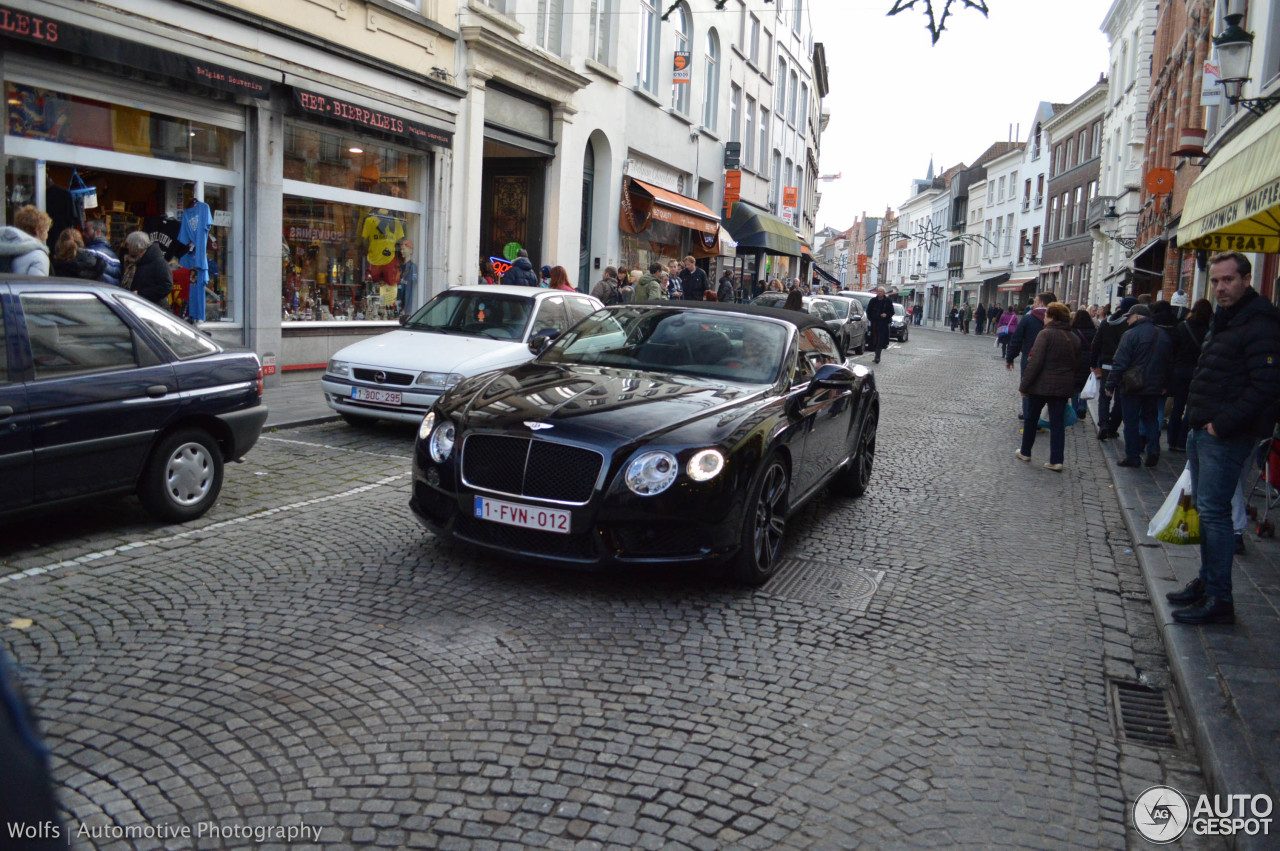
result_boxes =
[284,125,419,198]
[283,196,419,321]
[6,84,235,168]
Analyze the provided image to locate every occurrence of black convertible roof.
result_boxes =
[612,300,830,335]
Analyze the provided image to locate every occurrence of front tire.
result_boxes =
[138,428,225,522]
[730,455,790,586]
[833,405,877,498]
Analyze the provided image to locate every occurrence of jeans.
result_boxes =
[1188,428,1255,602]
[1022,396,1067,464]
[1120,394,1161,462]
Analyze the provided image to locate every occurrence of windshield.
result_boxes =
[540,307,791,384]
[816,297,849,319]
[893,304,906,317]
[404,291,532,340]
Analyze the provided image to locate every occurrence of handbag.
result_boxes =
[1120,364,1146,395]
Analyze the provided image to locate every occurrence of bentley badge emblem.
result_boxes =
[524,421,553,430]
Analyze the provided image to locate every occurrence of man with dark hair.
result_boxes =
[1167,252,1280,625]
[499,248,540,287]
[1104,303,1171,468]
[591,266,622,305]
[83,218,122,286]
[866,287,893,364]
[1006,291,1057,419]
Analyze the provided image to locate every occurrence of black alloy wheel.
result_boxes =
[731,455,789,586]
[834,405,877,498]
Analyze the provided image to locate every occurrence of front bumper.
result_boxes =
[321,376,441,424]
[410,455,744,568]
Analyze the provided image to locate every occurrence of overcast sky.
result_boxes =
[808,0,1115,231]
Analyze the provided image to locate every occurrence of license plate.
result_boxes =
[474,496,571,534]
[352,386,401,405]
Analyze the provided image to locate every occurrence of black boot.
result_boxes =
[1172,596,1235,625]
[1165,577,1205,605]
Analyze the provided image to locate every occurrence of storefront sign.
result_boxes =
[212,210,232,228]
[649,204,717,234]
[1201,58,1222,107]
[673,51,691,84]
[292,89,453,151]
[0,4,272,99]
[624,157,682,193]
[1185,233,1280,254]
[490,257,513,278]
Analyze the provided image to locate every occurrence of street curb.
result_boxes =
[265,414,342,431]
[1107,460,1273,850]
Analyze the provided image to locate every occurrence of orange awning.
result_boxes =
[627,178,720,234]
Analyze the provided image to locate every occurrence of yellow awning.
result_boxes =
[1178,107,1280,254]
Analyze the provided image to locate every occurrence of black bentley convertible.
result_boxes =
[410,302,878,585]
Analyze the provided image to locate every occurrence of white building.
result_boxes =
[1090,0,1157,306]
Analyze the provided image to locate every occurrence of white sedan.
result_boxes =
[322,285,603,425]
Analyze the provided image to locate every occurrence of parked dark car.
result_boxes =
[0,279,268,522]
[411,302,879,585]
[890,303,909,342]
[749,292,866,355]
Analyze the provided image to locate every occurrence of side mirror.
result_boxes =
[528,332,556,355]
[812,363,856,389]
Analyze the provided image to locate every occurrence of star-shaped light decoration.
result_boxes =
[888,0,990,44]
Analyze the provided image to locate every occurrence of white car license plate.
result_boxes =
[474,496,571,534]
[352,386,402,405]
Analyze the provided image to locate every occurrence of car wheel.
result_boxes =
[902,328,909,343]
[138,428,225,522]
[341,412,378,427]
[730,454,789,586]
[834,404,878,498]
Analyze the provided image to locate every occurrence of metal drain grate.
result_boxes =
[1112,680,1177,748]
[761,558,884,613]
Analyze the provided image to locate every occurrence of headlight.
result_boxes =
[687,448,725,482]
[327,359,352,378]
[429,419,457,463]
[625,451,678,496]
[415,371,463,390]
[418,412,435,441]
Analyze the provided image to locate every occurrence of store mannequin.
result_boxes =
[397,240,417,315]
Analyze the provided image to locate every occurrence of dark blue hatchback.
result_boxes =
[0,279,268,522]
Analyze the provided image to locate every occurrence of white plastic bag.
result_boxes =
[1079,371,1100,401]
[1147,464,1194,538]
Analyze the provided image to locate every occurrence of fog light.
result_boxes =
[425,466,440,487]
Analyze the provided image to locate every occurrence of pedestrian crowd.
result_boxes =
[999,251,1280,627]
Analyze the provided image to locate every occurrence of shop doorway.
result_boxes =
[480,139,548,274]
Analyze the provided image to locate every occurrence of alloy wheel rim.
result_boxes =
[859,415,877,486]
[753,464,787,570]
[166,442,214,506]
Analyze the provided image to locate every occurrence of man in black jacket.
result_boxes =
[499,249,540,286]
[1090,296,1137,439]
[1104,304,1172,468]
[1166,253,1280,625]
[865,287,893,364]
[679,255,709,302]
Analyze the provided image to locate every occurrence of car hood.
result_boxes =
[334,329,530,375]
[443,362,765,443]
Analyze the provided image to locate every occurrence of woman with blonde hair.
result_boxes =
[767,278,784,293]
[52,228,107,279]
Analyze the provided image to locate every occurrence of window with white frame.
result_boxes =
[749,14,760,64]
[1004,215,1014,254]
[1075,186,1084,230]
[987,183,994,204]
[763,30,772,72]
[703,29,720,130]
[744,96,756,167]
[729,84,741,144]
[738,1,747,51]
[535,0,564,55]
[997,176,1005,200]
[776,58,786,111]
[1050,195,1060,240]
[793,0,802,33]
[1065,137,1074,169]
[637,0,660,92]
[799,82,808,131]
[670,4,690,114]
[758,107,769,173]
[787,70,798,125]
[771,150,782,212]
[588,0,614,66]
[1091,121,1102,157]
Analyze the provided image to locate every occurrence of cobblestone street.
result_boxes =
[1,327,1218,849]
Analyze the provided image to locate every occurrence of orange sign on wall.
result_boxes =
[724,170,741,203]
[857,254,868,275]
[783,186,798,207]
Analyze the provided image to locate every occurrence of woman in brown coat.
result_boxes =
[1017,302,1078,471]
